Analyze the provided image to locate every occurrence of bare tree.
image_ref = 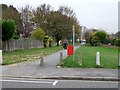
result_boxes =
[58,6,76,18]
[20,5,33,38]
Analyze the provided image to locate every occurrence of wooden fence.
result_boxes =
[2,39,44,51]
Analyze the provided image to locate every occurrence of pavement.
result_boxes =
[0,46,119,81]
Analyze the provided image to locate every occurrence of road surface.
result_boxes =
[1,78,118,88]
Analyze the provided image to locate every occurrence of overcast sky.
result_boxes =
[0,0,119,33]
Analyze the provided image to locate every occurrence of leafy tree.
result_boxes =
[84,30,92,43]
[2,4,23,37]
[91,36,100,46]
[32,4,53,35]
[84,29,98,46]
[12,31,20,39]
[2,20,15,41]
[49,10,80,46]
[31,28,45,40]
[94,31,107,43]
[84,29,107,46]
[32,5,80,46]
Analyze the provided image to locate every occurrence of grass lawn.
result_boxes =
[2,46,63,65]
[63,45,118,69]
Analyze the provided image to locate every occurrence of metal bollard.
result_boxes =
[96,52,100,66]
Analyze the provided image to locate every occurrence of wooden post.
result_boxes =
[78,52,82,66]
[40,57,44,66]
[60,52,63,65]
[40,51,44,66]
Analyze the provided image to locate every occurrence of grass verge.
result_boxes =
[63,46,118,69]
[2,46,63,65]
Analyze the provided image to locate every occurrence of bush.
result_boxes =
[2,20,16,41]
[104,38,110,44]
[13,31,20,39]
[31,28,45,40]
[110,39,116,45]
[91,36,100,46]
[43,36,49,47]
[114,39,120,46]
[94,31,107,43]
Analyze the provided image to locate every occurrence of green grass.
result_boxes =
[2,46,63,65]
[63,46,118,69]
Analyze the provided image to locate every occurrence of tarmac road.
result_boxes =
[1,78,118,88]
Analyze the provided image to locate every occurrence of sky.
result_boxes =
[0,0,119,34]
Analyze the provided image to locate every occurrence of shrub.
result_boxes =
[94,31,107,43]
[91,36,100,46]
[2,19,16,41]
[31,28,45,40]
[114,39,120,46]
[110,39,116,45]
[43,36,49,47]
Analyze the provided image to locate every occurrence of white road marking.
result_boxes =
[58,80,118,83]
[52,80,58,86]
[0,79,53,84]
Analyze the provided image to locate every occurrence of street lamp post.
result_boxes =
[73,25,75,61]
[80,27,82,45]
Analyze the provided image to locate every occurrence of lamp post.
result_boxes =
[80,26,83,45]
[73,25,75,61]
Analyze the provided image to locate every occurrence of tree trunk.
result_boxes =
[90,40,93,46]
[90,37,94,46]
[56,39,59,46]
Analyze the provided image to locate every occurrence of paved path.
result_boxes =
[1,46,118,80]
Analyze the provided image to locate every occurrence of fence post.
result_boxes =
[96,52,100,66]
[78,52,82,66]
